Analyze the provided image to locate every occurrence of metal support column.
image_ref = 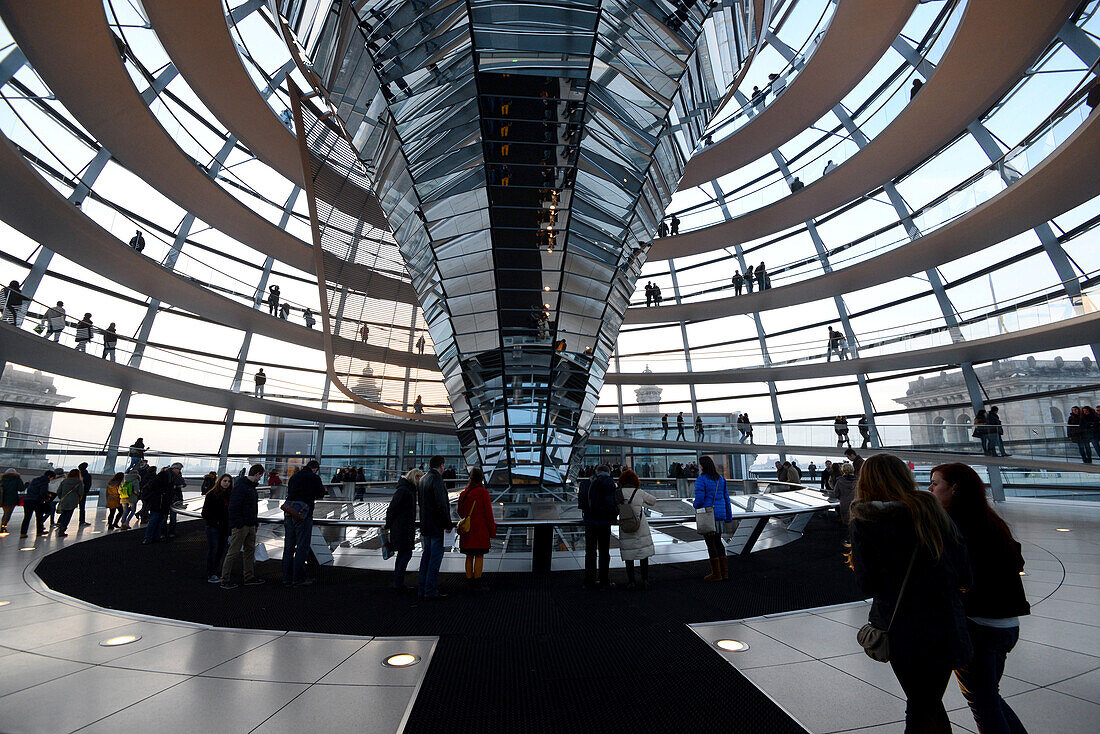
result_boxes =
[667,260,699,419]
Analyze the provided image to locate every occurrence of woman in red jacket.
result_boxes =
[457,467,496,591]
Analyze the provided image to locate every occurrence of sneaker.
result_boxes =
[56,532,68,537]
[293,578,316,587]
[220,581,239,590]
[79,522,91,527]
[243,578,265,586]
[19,534,27,539]
[207,575,220,584]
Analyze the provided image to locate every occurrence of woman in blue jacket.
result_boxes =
[693,455,733,581]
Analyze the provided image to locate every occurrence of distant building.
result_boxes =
[898,356,1100,447]
[0,366,72,468]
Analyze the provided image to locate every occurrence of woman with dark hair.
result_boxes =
[693,455,732,581]
[202,474,232,583]
[457,467,496,591]
[617,468,657,589]
[849,453,971,733]
[1082,406,1100,463]
[1067,406,1088,462]
[385,468,422,592]
[833,462,857,524]
[930,463,1029,734]
[1,468,23,532]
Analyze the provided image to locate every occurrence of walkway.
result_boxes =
[611,310,1100,383]
[0,0,413,304]
[681,0,917,189]
[652,0,1079,261]
[692,501,1100,732]
[0,322,453,431]
[0,511,435,734]
[628,103,1100,323]
[0,135,427,367]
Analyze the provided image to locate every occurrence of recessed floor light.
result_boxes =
[0,601,10,607]
[19,547,35,551]
[0,531,9,537]
[1055,528,1071,532]
[1019,571,1027,576]
[715,639,749,652]
[100,634,141,647]
[382,653,420,668]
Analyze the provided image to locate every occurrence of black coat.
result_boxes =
[145,469,177,514]
[952,515,1030,620]
[201,491,229,535]
[385,477,418,552]
[228,476,259,528]
[581,473,618,526]
[286,469,326,512]
[849,501,972,667]
[417,469,453,536]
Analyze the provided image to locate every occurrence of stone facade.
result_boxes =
[897,357,1100,446]
[0,365,72,467]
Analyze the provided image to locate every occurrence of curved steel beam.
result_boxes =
[0,134,435,373]
[609,311,1100,384]
[0,0,414,304]
[682,0,917,189]
[626,104,1100,324]
[652,0,1078,261]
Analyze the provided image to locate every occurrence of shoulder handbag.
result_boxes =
[857,546,919,662]
[280,500,308,522]
[618,488,642,533]
[457,494,476,536]
[379,527,392,560]
[696,479,716,535]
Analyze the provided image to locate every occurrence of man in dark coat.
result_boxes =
[282,459,326,587]
[77,462,93,526]
[221,464,265,588]
[385,469,420,592]
[417,455,453,598]
[142,463,181,544]
[580,465,618,589]
[19,470,54,538]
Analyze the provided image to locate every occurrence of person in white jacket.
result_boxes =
[617,468,657,589]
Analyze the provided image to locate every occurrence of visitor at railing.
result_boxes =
[102,322,118,361]
[694,415,704,442]
[417,455,453,598]
[457,467,495,592]
[268,470,282,489]
[1067,405,1100,464]
[858,416,871,449]
[737,413,753,444]
[844,448,864,475]
[987,407,1009,457]
[220,463,266,589]
[0,467,22,533]
[974,409,995,457]
[928,463,1030,734]
[617,468,656,590]
[253,368,266,398]
[848,454,971,733]
[385,468,422,593]
[202,473,232,584]
[834,416,851,448]
[580,463,618,590]
[676,411,686,441]
[303,307,315,329]
[731,269,744,296]
[128,229,145,252]
[126,438,147,471]
[282,459,326,588]
[744,264,754,293]
[266,284,280,316]
[2,280,23,323]
[755,261,768,291]
[54,468,83,537]
[807,461,818,483]
[74,313,94,352]
[819,460,832,492]
[694,455,732,582]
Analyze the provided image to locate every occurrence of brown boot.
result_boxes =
[719,556,729,580]
[704,557,721,581]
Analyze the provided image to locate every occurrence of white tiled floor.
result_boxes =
[0,512,437,734]
[692,500,1100,733]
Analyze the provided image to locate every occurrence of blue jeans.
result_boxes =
[205,526,228,577]
[282,513,314,584]
[955,623,1028,734]
[417,534,445,596]
[118,503,136,527]
[167,510,177,536]
[144,511,165,542]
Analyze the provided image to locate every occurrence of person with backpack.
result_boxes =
[104,472,123,530]
[617,469,656,589]
[580,464,618,589]
[118,467,140,528]
[281,459,326,587]
[54,469,84,537]
[385,468,422,592]
[694,456,732,581]
[456,467,496,592]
